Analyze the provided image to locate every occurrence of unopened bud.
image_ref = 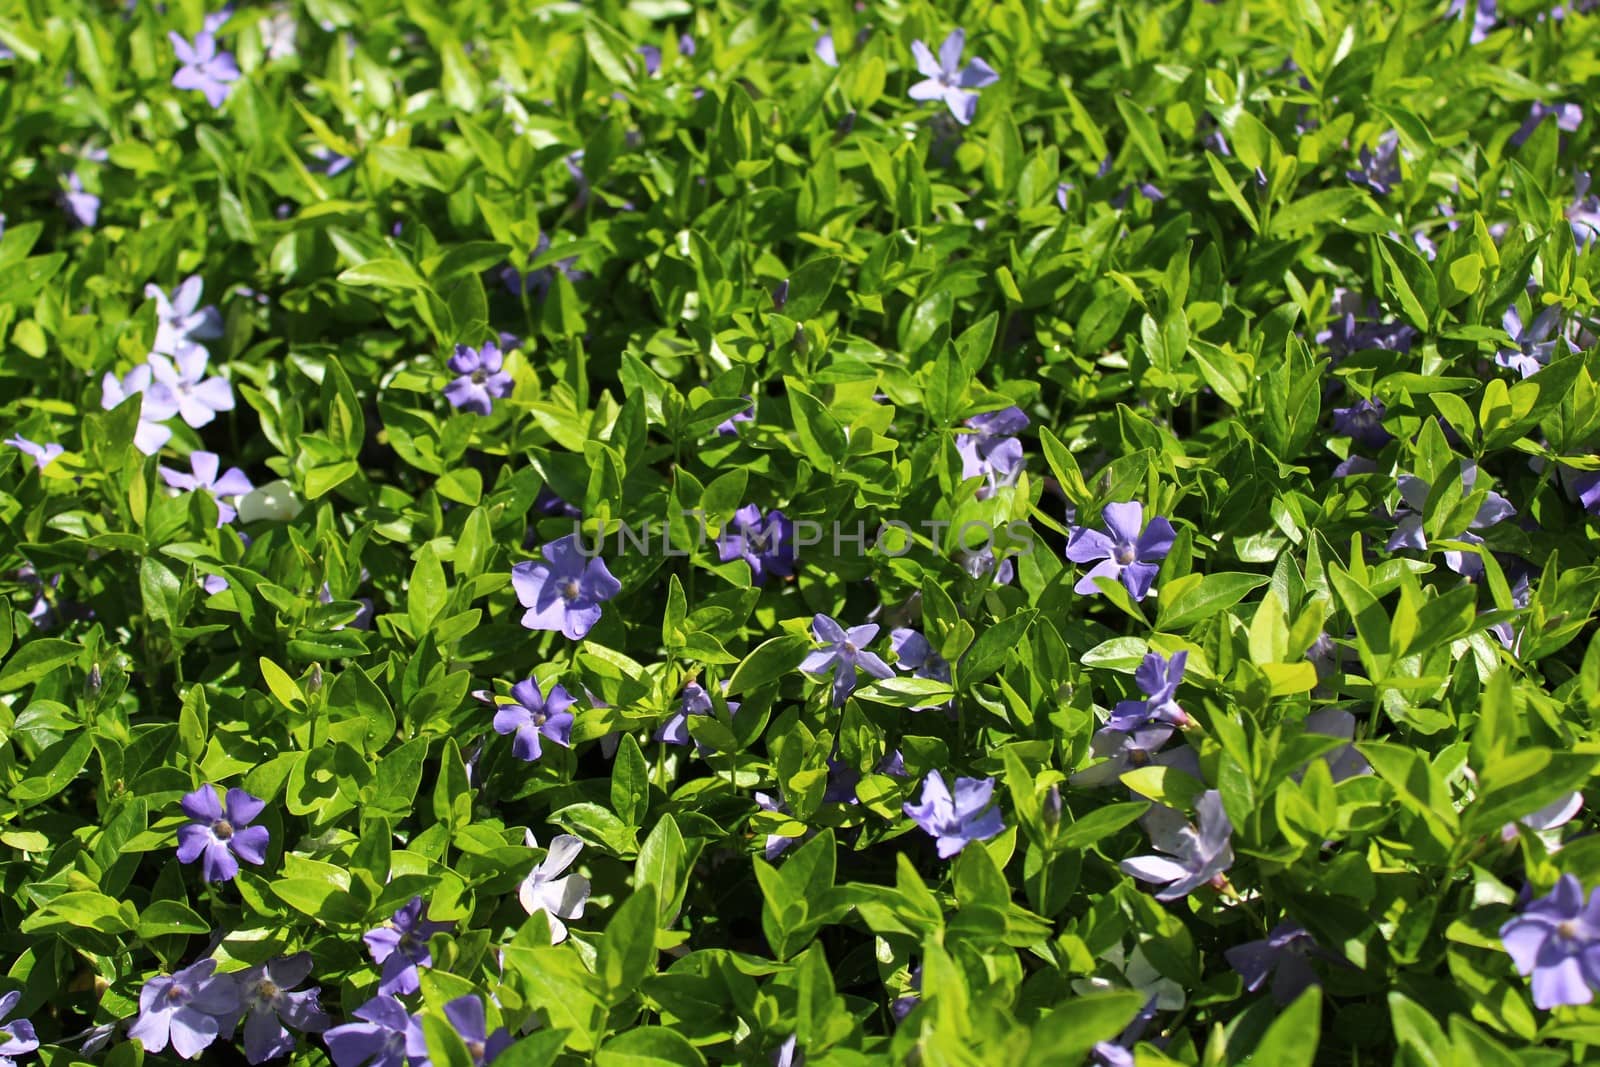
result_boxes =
[86,664,103,695]
[1041,784,1062,832]
[772,279,789,311]
[306,664,323,695]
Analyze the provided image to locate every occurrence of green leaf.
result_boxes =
[1248,987,1321,1066]
[408,543,449,637]
[0,638,81,692]
[727,635,810,696]
[594,1027,707,1067]
[1157,573,1269,631]
[598,885,659,1002]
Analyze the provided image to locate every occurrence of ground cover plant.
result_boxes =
[2,0,1600,1063]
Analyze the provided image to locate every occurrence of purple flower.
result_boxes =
[955,406,1028,488]
[1346,131,1401,196]
[655,681,740,751]
[222,954,331,1064]
[715,397,755,436]
[62,172,99,227]
[493,678,575,761]
[773,1033,801,1067]
[319,582,375,630]
[815,33,838,66]
[1331,398,1391,449]
[1500,874,1600,1009]
[679,33,696,57]
[754,792,804,859]
[1107,651,1191,732]
[0,991,39,1067]
[1121,790,1234,900]
[170,28,240,109]
[1316,289,1417,359]
[429,995,510,1066]
[638,45,662,74]
[1065,502,1177,602]
[907,29,999,126]
[148,349,236,428]
[1487,572,1533,653]
[1449,0,1498,42]
[903,770,1005,858]
[1070,724,1178,787]
[5,435,64,471]
[161,451,253,525]
[1496,304,1576,378]
[801,613,893,706]
[1301,709,1372,783]
[1225,923,1321,1004]
[533,485,582,519]
[1091,998,1158,1067]
[1511,102,1583,148]
[1502,792,1583,845]
[176,784,270,882]
[499,233,587,298]
[147,276,224,360]
[889,628,952,686]
[127,959,242,1059]
[1386,462,1515,577]
[443,340,513,415]
[324,995,417,1067]
[511,534,621,640]
[1569,172,1600,249]
[363,897,453,997]
[717,505,796,584]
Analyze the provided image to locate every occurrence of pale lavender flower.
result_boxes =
[519,833,590,944]
[5,435,64,471]
[1346,131,1401,196]
[1449,0,1498,42]
[147,276,224,360]
[1316,288,1417,359]
[801,613,893,706]
[1301,708,1372,783]
[1065,502,1177,602]
[499,233,587,298]
[1121,791,1234,900]
[62,172,99,227]
[431,996,510,1066]
[815,33,838,66]
[511,534,621,640]
[1570,172,1600,249]
[907,29,999,126]
[363,897,452,997]
[1225,923,1321,1004]
[1511,102,1583,148]
[176,784,269,882]
[443,340,513,415]
[222,954,331,1064]
[754,792,803,859]
[310,145,352,176]
[957,543,1016,585]
[148,349,235,428]
[1070,724,1177,788]
[1496,304,1576,377]
[1091,998,1158,1067]
[1331,398,1391,449]
[903,770,1004,858]
[128,959,241,1059]
[655,680,740,751]
[493,678,575,761]
[715,397,754,435]
[324,995,416,1067]
[170,28,240,109]
[1500,874,1600,1009]
[1502,792,1583,845]
[1487,573,1533,653]
[160,451,253,525]
[889,628,951,687]
[1386,462,1515,577]
[955,406,1028,487]
[0,991,38,1067]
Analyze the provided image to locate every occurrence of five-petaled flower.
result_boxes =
[435,995,512,1066]
[5,435,64,471]
[512,534,621,640]
[221,954,331,1065]
[1065,502,1177,602]
[493,677,576,761]
[443,340,513,415]
[903,770,1005,858]
[1495,303,1576,378]
[148,348,236,429]
[148,276,224,361]
[170,27,241,109]
[1224,922,1323,1005]
[177,784,270,882]
[102,364,179,455]
[955,406,1028,492]
[161,451,254,526]
[801,613,894,706]
[127,958,242,1059]
[519,832,591,944]
[656,680,741,752]
[323,994,418,1067]
[0,990,39,1067]
[717,505,797,585]
[1107,651,1191,732]
[1345,131,1401,196]
[1385,462,1515,579]
[1500,873,1600,1009]
[907,29,999,126]
[363,897,453,997]
[1121,790,1234,900]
